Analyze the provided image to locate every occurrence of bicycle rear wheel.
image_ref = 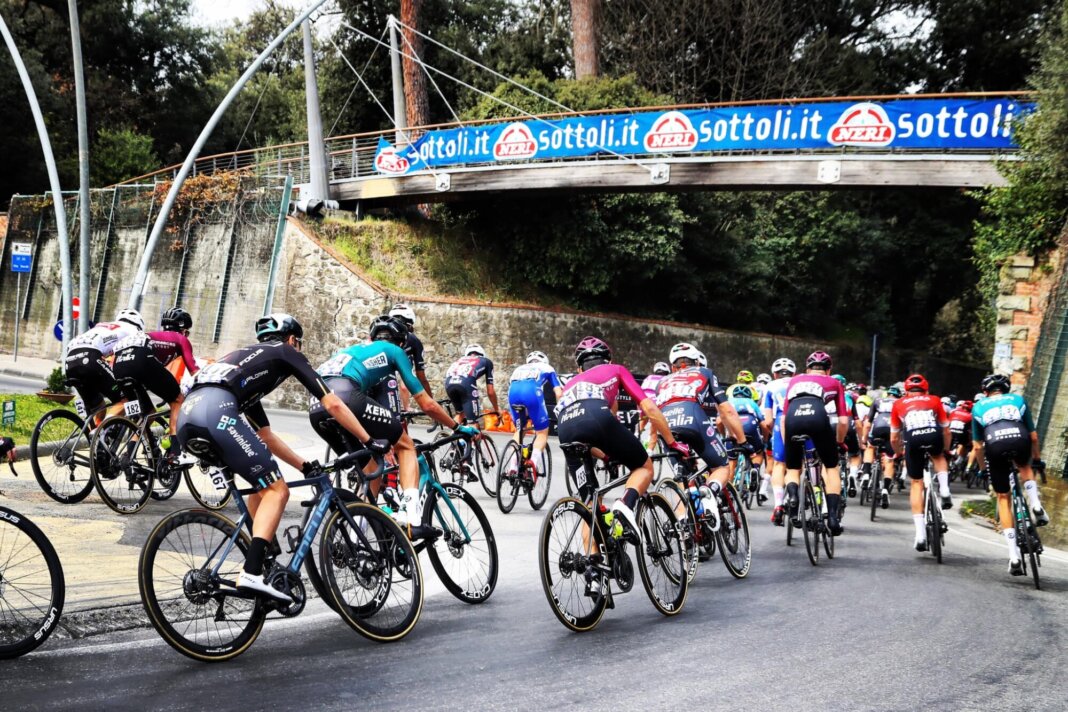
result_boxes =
[801,479,820,566]
[0,507,65,658]
[496,441,521,514]
[30,409,94,504]
[538,497,607,632]
[655,480,698,581]
[528,449,552,511]
[635,492,687,616]
[185,463,233,510]
[474,435,500,497]
[138,509,265,662]
[869,468,880,522]
[926,491,943,564]
[423,483,498,603]
[91,416,156,514]
[320,502,423,642]
[717,483,751,578]
[1014,497,1041,590]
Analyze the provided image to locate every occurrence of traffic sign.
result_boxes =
[1,400,14,427]
[10,243,31,273]
[54,320,65,342]
[72,296,80,320]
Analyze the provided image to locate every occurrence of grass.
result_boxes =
[0,393,75,444]
[960,496,997,523]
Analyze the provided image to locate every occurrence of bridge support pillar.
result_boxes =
[303,19,330,204]
[388,15,407,145]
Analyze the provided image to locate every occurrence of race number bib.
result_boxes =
[195,362,238,385]
[318,353,353,378]
[124,400,142,418]
[74,398,87,418]
[114,332,149,352]
[210,468,229,491]
[903,409,937,431]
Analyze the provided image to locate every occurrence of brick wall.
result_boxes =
[994,250,1065,388]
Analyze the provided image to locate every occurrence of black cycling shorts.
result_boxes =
[557,399,649,483]
[661,401,729,471]
[949,427,973,451]
[177,386,280,491]
[113,345,180,410]
[368,375,402,416]
[783,397,838,470]
[983,422,1031,494]
[903,428,944,479]
[446,383,482,422]
[844,427,860,456]
[309,377,402,456]
[867,426,895,457]
[64,347,121,413]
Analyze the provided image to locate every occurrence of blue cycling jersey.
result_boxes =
[316,342,424,395]
[508,362,562,390]
[730,397,763,421]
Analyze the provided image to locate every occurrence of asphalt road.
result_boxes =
[0,372,46,395]
[3,422,1067,712]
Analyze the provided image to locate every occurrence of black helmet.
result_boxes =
[574,336,612,367]
[255,313,303,343]
[981,373,1011,394]
[160,307,192,332]
[369,315,408,346]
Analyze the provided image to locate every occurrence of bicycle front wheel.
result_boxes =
[717,483,752,578]
[655,480,698,581]
[636,493,687,616]
[320,502,423,642]
[0,507,65,658]
[138,509,265,662]
[496,441,521,514]
[91,416,155,514]
[30,409,94,504]
[801,479,820,566]
[538,497,607,632]
[423,483,498,603]
[1017,513,1041,590]
[474,435,500,497]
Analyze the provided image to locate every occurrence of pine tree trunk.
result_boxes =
[401,0,431,131]
[570,0,601,79]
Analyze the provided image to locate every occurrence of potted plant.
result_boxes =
[38,367,75,404]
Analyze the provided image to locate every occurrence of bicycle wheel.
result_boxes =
[801,479,820,566]
[148,417,178,501]
[635,492,687,616]
[926,491,943,564]
[320,502,423,642]
[138,509,265,662]
[91,416,156,514]
[869,470,880,522]
[1019,517,1041,591]
[0,507,65,659]
[538,497,607,632]
[656,480,698,581]
[738,460,753,510]
[496,441,521,514]
[423,483,499,603]
[528,447,553,511]
[30,409,94,504]
[716,483,752,578]
[185,463,233,510]
[474,435,500,497]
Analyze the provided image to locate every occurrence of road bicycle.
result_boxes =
[785,436,834,566]
[433,411,500,497]
[0,505,65,658]
[861,441,889,521]
[138,448,422,662]
[1007,462,1042,589]
[305,431,498,606]
[731,448,761,510]
[539,442,687,632]
[495,404,553,513]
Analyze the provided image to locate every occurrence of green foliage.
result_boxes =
[0,394,75,443]
[90,128,159,186]
[45,368,70,395]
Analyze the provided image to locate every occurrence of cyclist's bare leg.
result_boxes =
[705,464,729,489]
[249,479,289,542]
[772,460,786,506]
[532,428,549,472]
[625,460,654,496]
[823,466,842,495]
[910,477,926,545]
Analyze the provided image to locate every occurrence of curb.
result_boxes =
[0,367,50,382]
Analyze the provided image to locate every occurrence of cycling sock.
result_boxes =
[883,477,892,492]
[849,465,859,479]
[1004,528,1020,560]
[532,445,545,472]
[621,487,639,510]
[862,462,872,477]
[245,537,268,576]
[759,474,771,495]
[912,514,926,540]
[936,471,950,497]
[785,481,799,503]
[1023,480,1042,509]
[827,494,841,522]
[403,487,421,512]
[773,486,785,506]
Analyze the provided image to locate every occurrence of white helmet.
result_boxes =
[652,361,670,375]
[756,373,772,385]
[116,308,145,331]
[389,303,416,327]
[695,352,707,368]
[465,344,486,357]
[527,351,548,364]
[772,357,796,375]
[669,342,702,366]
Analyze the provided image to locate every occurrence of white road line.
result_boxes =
[949,526,1068,566]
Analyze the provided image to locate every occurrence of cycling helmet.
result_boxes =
[941,396,952,406]
[959,400,974,412]
[833,374,847,386]
[981,373,1011,394]
[806,351,832,370]
[736,370,755,384]
[255,313,303,343]
[574,336,612,367]
[733,385,754,401]
[904,373,929,393]
[756,373,772,385]
[652,361,671,376]
[115,308,145,331]
[527,351,549,364]
[974,392,985,401]
[772,357,796,375]
[887,385,903,398]
[946,393,958,403]
[389,303,416,327]
[369,314,408,346]
[465,344,486,357]
[855,383,868,395]
[695,352,708,368]
[160,307,192,332]
[669,342,702,366]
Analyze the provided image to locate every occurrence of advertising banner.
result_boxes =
[374,97,1031,175]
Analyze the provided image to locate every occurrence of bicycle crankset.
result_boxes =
[612,550,634,592]
[266,568,306,617]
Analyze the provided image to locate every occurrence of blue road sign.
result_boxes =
[11,243,32,273]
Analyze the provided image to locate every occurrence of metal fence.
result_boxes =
[1025,261,1068,475]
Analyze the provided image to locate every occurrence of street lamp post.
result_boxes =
[68,0,91,334]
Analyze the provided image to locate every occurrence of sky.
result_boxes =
[191,0,300,26]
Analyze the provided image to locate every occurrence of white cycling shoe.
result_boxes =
[236,571,292,603]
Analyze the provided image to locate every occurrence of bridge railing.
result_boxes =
[118,92,1029,188]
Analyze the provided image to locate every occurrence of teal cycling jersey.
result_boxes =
[971,392,1034,441]
[316,342,424,395]
[730,397,763,420]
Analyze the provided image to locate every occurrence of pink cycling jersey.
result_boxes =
[560,364,647,409]
[783,374,847,415]
[147,331,199,374]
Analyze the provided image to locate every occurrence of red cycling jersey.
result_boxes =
[948,407,973,434]
[889,394,948,434]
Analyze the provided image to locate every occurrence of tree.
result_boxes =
[90,127,159,186]
[570,0,600,78]
[400,0,431,129]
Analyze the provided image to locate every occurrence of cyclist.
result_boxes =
[177,313,387,602]
[62,309,145,418]
[781,351,848,536]
[656,342,748,518]
[444,344,499,425]
[762,357,796,525]
[948,399,975,475]
[727,370,759,402]
[727,384,767,500]
[861,385,901,509]
[112,307,200,453]
[556,336,687,537]
[890,373,952,553]
[505,351,564,478]
[309,315,465,525]
[971,374,1049,576]
[637,362,671,450]
[833,375,862,497]
[385,303,434,409]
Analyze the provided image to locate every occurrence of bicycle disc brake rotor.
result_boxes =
[182,568,218,605]
[445,531,465,559]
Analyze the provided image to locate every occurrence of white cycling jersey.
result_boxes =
[66,321,140,357]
